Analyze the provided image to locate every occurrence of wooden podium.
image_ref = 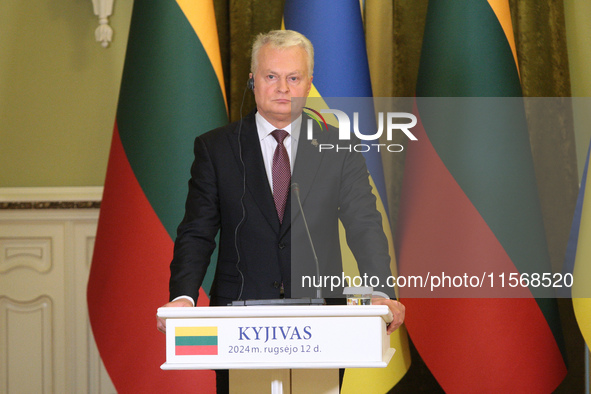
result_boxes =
[157,305,395,393]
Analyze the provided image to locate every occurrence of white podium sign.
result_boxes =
[157,305,395,370]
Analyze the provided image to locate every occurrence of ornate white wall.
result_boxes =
[0,187,115,393]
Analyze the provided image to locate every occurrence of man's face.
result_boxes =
[251,44,313,128]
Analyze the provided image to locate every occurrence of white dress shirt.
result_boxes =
[255,112,301,191]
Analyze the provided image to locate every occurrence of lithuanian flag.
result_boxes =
[395,0,567,391]
[87,1,227,392]
[175,326,219,356]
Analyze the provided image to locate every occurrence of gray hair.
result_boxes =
[250,30,314,76]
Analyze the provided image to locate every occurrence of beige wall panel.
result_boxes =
[0,297,53,393]
[0,188,115,393]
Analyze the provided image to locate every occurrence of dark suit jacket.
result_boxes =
[169,110,393,306]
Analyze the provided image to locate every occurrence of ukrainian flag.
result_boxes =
[564,140,591,347]
[284,1,411,392]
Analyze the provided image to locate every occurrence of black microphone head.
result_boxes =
[247,77,254,90]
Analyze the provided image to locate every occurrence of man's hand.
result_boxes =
[156,298,193,334]
[371,298,405,334]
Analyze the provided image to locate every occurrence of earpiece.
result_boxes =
[234,76,250,301]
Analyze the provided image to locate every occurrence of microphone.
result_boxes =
[292,183,322,300]
[229,183,326,305]
[229,88,326,307]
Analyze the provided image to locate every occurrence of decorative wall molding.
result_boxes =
[92,0,115,48]
[0,190,115,392]
[0,237,52,274]
[0,201,101,210]
[0,187,103,210]
[0,296,54,393]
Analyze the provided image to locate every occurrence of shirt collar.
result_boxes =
[255,112,301,143]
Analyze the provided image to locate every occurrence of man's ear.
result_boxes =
[248,73,255,90]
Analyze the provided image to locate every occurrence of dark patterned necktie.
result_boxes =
[271,129,290,223]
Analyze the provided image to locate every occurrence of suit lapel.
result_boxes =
[290,117,325,226]
[229,111,281,233]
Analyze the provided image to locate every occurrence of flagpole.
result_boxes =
[586,343,589,394]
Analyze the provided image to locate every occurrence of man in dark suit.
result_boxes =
[157,29,404,391]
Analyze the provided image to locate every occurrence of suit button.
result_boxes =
[273,281,281,288]
[278,242,286,249]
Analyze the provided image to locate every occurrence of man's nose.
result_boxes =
[277,78,289,92]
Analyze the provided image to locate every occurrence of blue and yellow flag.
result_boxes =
[284,1,411,392]
[564,140,591,347]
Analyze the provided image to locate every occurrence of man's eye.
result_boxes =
[267,75,276,80]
